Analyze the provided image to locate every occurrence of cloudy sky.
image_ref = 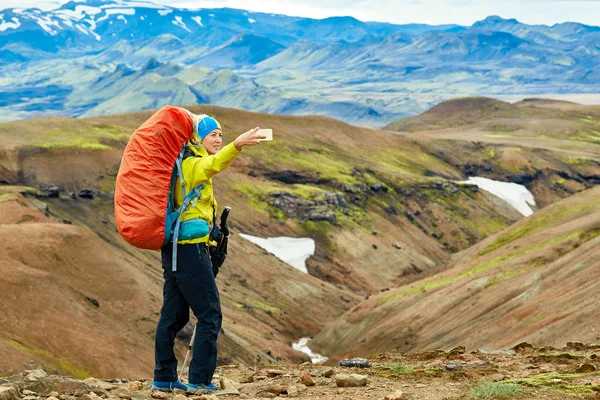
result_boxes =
[2,0,599,26]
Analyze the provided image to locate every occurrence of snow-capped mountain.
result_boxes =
[0,0,599,127]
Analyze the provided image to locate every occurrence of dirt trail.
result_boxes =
[2,343,599,400]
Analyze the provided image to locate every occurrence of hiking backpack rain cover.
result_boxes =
[115,106,194,250]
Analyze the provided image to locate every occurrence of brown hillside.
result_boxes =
[310,185,600,362]
[0,105,523,378]
[383,97,600,208]
[1,101,599,379]
[0,188,357,378]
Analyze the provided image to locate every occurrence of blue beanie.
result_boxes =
[196,115,221,140]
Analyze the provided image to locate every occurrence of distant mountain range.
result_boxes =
[1,1,599,126]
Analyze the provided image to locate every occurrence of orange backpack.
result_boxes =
[115,106,202,254]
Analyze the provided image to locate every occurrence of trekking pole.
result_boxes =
[180,325,197,378]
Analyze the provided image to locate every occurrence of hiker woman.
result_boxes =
[152,115,264,393]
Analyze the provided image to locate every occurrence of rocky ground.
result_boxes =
[2,343,599,400]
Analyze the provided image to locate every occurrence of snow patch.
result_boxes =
[248,18,256,23]
[172,15,190,32]
[96,8,136,23]
[192,16,203,27]
[34,15,61,35]
[239,234,315,274]
[158,9,173,16]
[0,17,21,32]
[104,1,166,8]
[140,15,145,20]
[117,15,128,24]
[292,338,328,364]
[459,176,536,216]
[75,24,89,35]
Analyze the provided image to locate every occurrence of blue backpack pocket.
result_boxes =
[179,218,211,240]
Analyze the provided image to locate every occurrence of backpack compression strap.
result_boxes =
[171,147,205,272]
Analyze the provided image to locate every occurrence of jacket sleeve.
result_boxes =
[184,142,241,188]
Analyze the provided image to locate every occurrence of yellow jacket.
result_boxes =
[175,141,240,244]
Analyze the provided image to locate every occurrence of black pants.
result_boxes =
[154,242,222,385]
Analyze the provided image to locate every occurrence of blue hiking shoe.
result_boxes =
[187,382,220,394]
[151,380,189,392]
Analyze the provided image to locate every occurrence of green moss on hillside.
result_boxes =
[6,339,90,379]
[30,125,131,150]
[479,201,600,257]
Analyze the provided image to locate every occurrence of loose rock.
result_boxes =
[338,358,371,368]
[300,371,314,386]
[287,386,299,397]
[214,389,239,396]
[127,381,145,391]
[173,394,187,400]
[261,384,287,396]
[381,391,408,400]
[219,378,240,390]
[266,369,285,377]
[25,370,48,381]
[150,391,168,399]
[577,363,597,373]
[335,374,368,387]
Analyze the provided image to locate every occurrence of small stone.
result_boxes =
[322,369,334,378]
[84,378,116,391]
[446,361,467,370]
[415,384,427,388]
[151,391,169,399]
[266,369,286,377]
[173,395,188,400]
[300,371,314,386]
[262,384,287,395]
[477,348,516,356]
[48,393,59,398]
[513,342,535,352]
[127,381,145,391]
[472,361,492,368]
[219,378,240,390]
[338,358,371,368]
[214,389,240,396]
[197,396,218,400]
[82,393,101,400]
[254,376,267,381]
[22,396,38,400]
[287,386,299,397]
[335,374,368,387]
[23,391,37,396]
[296,384,307,393]
[382,391,408,400]
[25,370,48,381]
[577,363,597,373]
[114,389,132,399]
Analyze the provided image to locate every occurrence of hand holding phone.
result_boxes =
[257,128,273,141]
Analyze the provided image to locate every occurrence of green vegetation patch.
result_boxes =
[374,363,444,379]
[381,231,581,305]
[6,339,90,379]
[479,201,600,257]
[0,186,38,196]
[507,372,600,395]
[562,157,592,166]
[468,381,521,399]
[29,124,132,150]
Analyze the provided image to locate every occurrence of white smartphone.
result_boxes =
[257,128,273,141]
